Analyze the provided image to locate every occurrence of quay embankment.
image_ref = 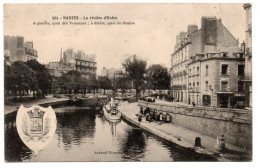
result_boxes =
[118,102,252,161]
[4,94,108,115]
[138,100,252,150]
[4,96,70,115]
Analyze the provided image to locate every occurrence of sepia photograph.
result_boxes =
[3,2,252,162]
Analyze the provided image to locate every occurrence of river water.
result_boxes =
[5,105,215,162]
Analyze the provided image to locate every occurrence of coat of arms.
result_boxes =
[16,105,57,153]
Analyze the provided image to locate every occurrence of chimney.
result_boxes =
[201,16,218,52]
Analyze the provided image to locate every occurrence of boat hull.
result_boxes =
[103,105,121,122]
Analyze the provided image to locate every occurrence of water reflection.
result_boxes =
[55,109,96,150]
[5,113,34,161]
[120,128,146,161]
[5,106,216,162]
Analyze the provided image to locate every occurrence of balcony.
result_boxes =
[75,64,97,69]
[171,85,183,90]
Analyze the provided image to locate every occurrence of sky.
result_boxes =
[4,3,246,75]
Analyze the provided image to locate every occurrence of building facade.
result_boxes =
[243,3,252,108]
[100,67,123,79]
[4,35,38,64]
[75,56,97,78]
[46,62,74,78]
[171,16,244,108]
[47,48,97,79]
[188,50,245,108]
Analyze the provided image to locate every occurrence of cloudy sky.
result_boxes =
[4,3,246,74]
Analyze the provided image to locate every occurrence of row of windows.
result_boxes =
[189,66,200,76]
[172,47,188,65]
[76,61,96,67]
[187,64,245,76]
[189,82,200,87]
[173,80,244,92]
[77,67,96,72]
[189,81,227,91]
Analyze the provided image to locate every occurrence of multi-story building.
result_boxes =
[243,3,252,108]
[46,62,74,78]
[170,16,243,108]
[188,48,245,108]
[75,52,97,78]
[4,35,38,63]
[101,67,108,77]
[100,67,123,79]
[47,48,97,79]
[170,29,191,103]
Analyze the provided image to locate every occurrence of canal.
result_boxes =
[5,105,216,162]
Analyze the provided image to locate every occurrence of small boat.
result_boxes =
[103,98,121,122]
[103,105,121,122]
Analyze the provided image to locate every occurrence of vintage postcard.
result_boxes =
[3,3,252,162]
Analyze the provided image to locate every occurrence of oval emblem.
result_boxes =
[16,105,57,153]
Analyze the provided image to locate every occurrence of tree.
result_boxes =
[114,76,131,94]
[4,63,13,95]
[147,64,171,91]
[98,76,112,95]
[89,74,99,95]
[52,78,60,96]
[81,77,91,95]
[67,70,82,94]
[26,60,52,98]
[122,55,147,97]
[58,73,74,94]
[9,61,37,100]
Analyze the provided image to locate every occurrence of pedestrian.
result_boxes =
[151,111,155,121]
[166,114,171,123]
[155,110,158,121]
[216,135,226,153]
[146,114,150,121]
[138,112,142,122]
[144,107,150,116]
[140,107,143,115]
[159,113,163,121]
[162,114,166,122]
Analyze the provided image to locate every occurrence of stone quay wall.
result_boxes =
[138,100,252,149]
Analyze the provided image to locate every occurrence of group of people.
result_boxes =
[138,106,171,123]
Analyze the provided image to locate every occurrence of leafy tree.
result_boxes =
[52,78,60,96]
[4,63,13,95]
[89,74,99,95]
[122,55,147,97]
[67,70,82,94]
[81,77,91,95]
[58,73,74,94]
[26,60,52,97]
[147,64,170,91]
[98,76,112,95]
[9,61,37,100]
[114,76,131,94]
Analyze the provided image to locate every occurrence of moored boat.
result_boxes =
[103,105,121,122]
[103,98,121,122]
